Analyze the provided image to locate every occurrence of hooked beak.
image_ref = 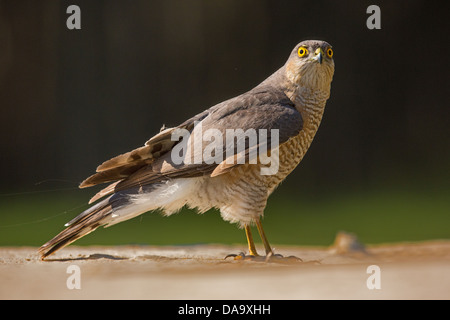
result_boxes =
[312,48,324,64]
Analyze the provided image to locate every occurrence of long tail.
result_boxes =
[38,190,132,259]
[38,178,196,259]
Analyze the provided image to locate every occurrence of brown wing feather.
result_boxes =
[88,181,120,204]
[80,87,302,202]
[95,145,153,173]
[79,128,180,189]
[95,127,179,173]
[79,162,147,188]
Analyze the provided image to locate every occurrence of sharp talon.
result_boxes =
[236,252,246,260]
[225,251,302,262]
[263,252,303,263]
[224,252,246,260]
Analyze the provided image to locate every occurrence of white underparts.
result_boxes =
[105,178,200,227]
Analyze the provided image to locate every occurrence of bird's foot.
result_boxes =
[224,252,264,261]
[224,251,302,263]
[264,251,303,263]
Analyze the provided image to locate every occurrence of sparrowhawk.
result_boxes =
[39,40,335,260]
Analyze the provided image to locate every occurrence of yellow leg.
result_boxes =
[245,225,259,256]
[255,218,273,255]
[226,218,301,262]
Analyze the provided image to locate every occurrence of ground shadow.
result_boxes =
[43,253,128,262]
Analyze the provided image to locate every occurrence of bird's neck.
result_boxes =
[259,66,331,133]
[283,78,330,134]
[292,86,328,135]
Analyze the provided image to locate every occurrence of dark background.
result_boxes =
[0,1,448,246]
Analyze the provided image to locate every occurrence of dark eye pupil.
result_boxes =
[300,49,304,54]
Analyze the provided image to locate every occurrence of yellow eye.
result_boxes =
[326,48,333,58]
[298,47,308,57]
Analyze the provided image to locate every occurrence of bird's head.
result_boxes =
[285,40,335,92]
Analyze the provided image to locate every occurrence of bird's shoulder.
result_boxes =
[198,85,302,131]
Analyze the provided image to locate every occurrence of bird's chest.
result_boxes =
[265,101,326,191]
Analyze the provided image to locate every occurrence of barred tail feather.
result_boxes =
[38,193,128,259]
[38,178,199,259]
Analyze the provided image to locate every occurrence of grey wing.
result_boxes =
[115,86,302,185]
[83,86,303,202]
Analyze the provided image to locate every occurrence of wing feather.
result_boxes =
[82,85,303,202]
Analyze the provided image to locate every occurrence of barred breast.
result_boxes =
[265,95,327,193]
[191,99,327,226]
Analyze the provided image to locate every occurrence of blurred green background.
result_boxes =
[1,185,449,247]
[0,1,449,248]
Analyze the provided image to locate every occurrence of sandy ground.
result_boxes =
[1,238,449,300]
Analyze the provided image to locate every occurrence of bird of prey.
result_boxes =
[39,40,335,260]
